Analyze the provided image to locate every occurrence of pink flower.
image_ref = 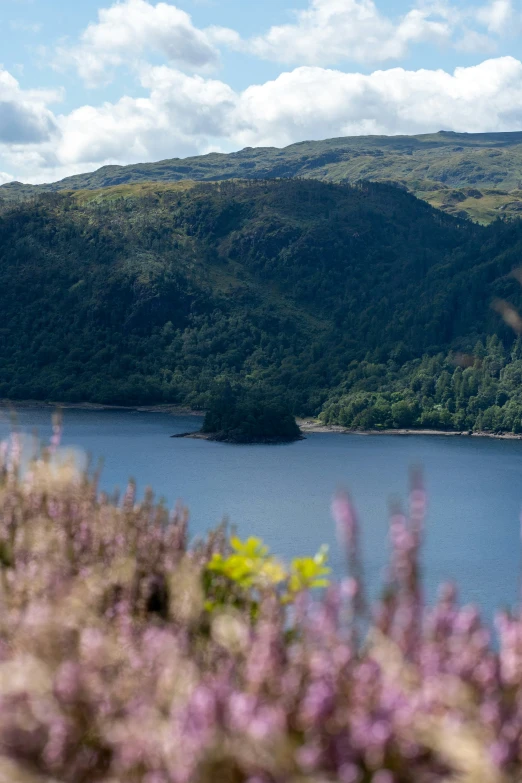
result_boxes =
[332,491,356,547]
[54,661,82,705]
[372,772,394,783]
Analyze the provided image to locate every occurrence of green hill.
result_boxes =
[6,131,522,222]
[3,178,522,432]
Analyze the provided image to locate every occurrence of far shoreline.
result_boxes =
[298,419,522,440]
[0,399,205,417]
[1,401,521,441]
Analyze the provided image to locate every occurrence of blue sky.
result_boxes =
[1,0,522,183]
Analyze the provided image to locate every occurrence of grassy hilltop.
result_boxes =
[5,130,522,222]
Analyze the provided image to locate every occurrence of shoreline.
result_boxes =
[1,402,521,441]
[0,400,204,417]
[171,431,305,444]
[297,419,522,440]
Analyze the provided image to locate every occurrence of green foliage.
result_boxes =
[202,382,301,442]
[6,130,522,221]
[207,536,287,589]
[286,545,331,597]
[320,340,522,433]
[0,178,474,411]
[204,535,331,615]
[3,178,522,432]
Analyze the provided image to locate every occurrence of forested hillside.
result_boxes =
[5,130,522,222]
[3,178,522,431]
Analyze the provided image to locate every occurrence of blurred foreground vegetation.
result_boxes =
[0,434,520,782]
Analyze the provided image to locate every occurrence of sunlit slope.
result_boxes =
[4,131,522,221]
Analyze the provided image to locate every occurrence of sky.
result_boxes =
[1,0,522,183]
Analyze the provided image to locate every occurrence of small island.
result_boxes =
[173,384,303,444]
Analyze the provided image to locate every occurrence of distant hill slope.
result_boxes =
[2,177,522,427]
[5,131,522,222]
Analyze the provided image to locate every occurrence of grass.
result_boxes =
[7,130,522,222]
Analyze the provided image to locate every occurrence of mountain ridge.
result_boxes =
[6,130,522,222]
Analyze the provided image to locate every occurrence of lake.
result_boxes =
[1,405,521,619]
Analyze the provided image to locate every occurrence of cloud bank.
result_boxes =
[2,55,522,183]
[55,0,518,84]
[2,0,522,182]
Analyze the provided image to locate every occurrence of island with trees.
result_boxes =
[199,383,303,444]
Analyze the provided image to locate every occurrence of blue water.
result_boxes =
[1,405,521,618]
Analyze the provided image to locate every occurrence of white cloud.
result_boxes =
[3,57,522,183]
[57,67,237,166]
[57,0,236,86]
[52,0,520,85]
[243,0,518,66]
[233,56,522,147]
[476,0,513,32]
[248,0,451,65]
[455,28,497,53]
[0,69,60,146]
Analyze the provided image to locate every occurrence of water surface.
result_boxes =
[1,406,520,618]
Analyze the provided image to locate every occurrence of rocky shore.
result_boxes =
[171,431,305,444]
[297,419,522,440]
